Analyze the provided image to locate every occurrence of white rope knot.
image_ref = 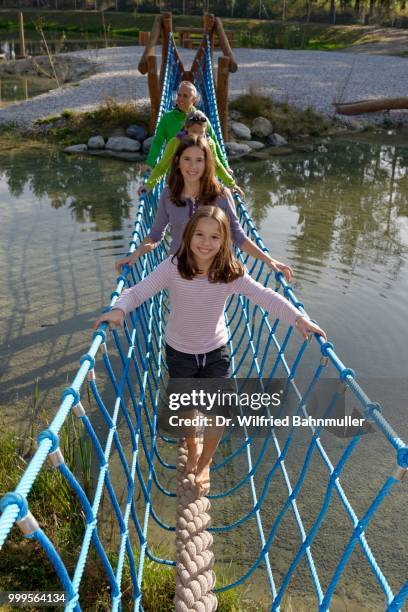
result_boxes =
[174,442,217,612]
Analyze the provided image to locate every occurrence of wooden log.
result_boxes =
[204,12,215,64]
[217,56,230,141]
[214,17,237,73]
[138,31,150,46]
[160,12,172,88]
[138,15,162,75]
[147,55,160,133]
[182,70,194,83]
[335,98,408,115]
[191,47,206,76]
[18,12,26,59]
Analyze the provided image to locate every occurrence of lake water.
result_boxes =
[0,135,407,610]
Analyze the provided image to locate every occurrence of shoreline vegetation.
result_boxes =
[0,407,253,611]
[0,12,407,53]
[0,92,389,162]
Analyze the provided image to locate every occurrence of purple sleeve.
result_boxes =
[231,273,300,327]
[149,189,170,243]
[113,258,171,315]
[219,189,247,248]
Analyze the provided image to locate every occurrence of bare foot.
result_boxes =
[185,445,200,474]
[195,457,211,497]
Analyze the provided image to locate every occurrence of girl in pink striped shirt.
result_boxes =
[94,207,326,496]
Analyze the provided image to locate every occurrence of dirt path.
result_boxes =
[341,26,408,56]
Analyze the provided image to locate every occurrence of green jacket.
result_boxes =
[146,107,229,169]
[146,133,235,190]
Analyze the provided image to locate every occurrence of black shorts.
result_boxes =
[166,343,231,379]
[158,344,233,434]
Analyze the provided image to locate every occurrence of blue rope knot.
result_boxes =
[294,301,304,309]
[320,342,334,357]
[364,402,382,420]
[37,429,59,454]
[274,271,284,283]
[116,275,127,284]
[330,467,340,482]
[61,386,80,406]
[397,447,408,469]
[80,354,96,370]
[0,492,28,521]
[87,518,98,530]
[339,368,355,382]
[283,286,293,298]
[93,329,106,343]
[353,522,365,537]
[111,290,120,300]
[67,595,80,608]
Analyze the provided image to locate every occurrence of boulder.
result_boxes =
[246,140,265,150]
[106,137,141,152]
[268,133,288,147]
[230,121,251,140]
[64,144,87,153]
[252,116,273,138]
[225,142,251,157]
[126,124,148,141]
[142,136,154,153]
[87,135,105,149]
[229,110,243,121]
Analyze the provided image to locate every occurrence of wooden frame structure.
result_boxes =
[138,13,238,139]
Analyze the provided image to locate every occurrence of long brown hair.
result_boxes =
[167,135,223,207]
[174,207,244,283]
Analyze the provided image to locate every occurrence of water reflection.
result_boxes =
[0,76,56,106]
[0,147,141,231]
[238,140,408,280]
[0,37,134,60]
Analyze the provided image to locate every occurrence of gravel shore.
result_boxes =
[0,46,407,126]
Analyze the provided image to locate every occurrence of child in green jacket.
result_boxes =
[141,110,244,197]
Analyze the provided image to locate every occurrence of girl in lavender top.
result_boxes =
[116,135,294,283]
[95,207,326,496]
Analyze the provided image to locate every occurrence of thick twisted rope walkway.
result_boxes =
[0,33,407,612]
[174,442,217,612]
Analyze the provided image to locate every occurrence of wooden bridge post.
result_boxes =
[159,12,173,88]
[147,55,160,133]
[203,13,216,62]
[18,12,26,58]
[217,56,230,141]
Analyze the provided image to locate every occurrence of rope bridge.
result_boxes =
[0,35,407,611]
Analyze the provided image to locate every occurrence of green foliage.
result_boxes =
[230,89,331,139]
[34,99,150,145]
[0,404,246,610]
[0,11,407,50]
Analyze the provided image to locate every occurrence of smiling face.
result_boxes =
[178,145,206,184]
[176,83,197,112]
[190,217,222,267]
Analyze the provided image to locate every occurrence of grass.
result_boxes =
[0,11,407,51]
[230,88,332,139]
[33,98,150,145]
[0,383,246,611]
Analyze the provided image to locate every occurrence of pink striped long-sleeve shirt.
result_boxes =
[114,257,301,355]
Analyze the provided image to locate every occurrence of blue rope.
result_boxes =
[0,29,406,612]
